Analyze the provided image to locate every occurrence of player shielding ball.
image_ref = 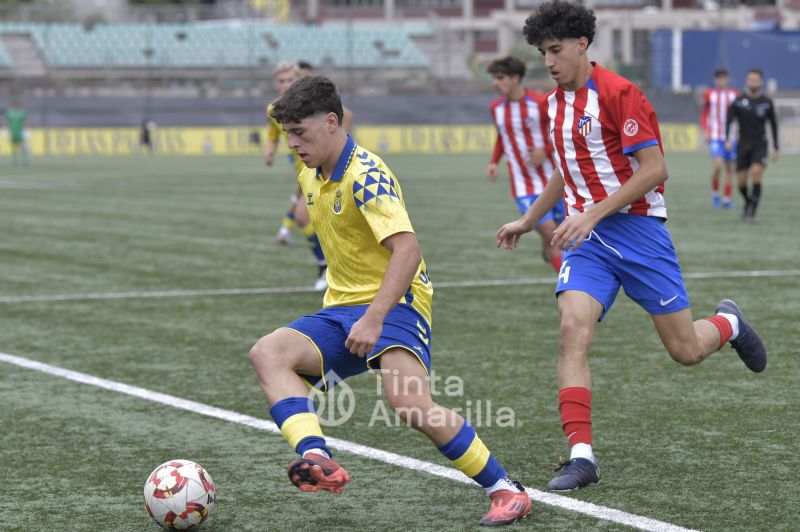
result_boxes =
[486,56,564,272]
[497,1,767,492]
[250,76,532,526]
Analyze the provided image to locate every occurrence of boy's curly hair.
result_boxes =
[523,1,596,47]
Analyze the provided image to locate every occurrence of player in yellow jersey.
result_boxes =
[265,62,328,289]
[249,76,532,526]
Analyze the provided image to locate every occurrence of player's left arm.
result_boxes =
[552,144,667,252]
[768,100,780,160]
[345,231,421,357]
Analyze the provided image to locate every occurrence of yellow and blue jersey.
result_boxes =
[298,134,432,327]
[266,101,305,174]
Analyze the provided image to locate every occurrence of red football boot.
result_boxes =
[479,481,532,526]
[287,453,350,494]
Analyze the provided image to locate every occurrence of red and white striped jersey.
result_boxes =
[490,88,555,197]
[701,87,738,141]
[547,63,666,218]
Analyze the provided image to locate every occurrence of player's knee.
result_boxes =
[665,341,703,366]
[558,311,593,348]
[248,332,288,371]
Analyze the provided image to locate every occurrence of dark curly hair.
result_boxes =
[523,1,596,47]
[270,75,343,125]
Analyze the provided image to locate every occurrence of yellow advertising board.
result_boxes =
[1,123,701,156]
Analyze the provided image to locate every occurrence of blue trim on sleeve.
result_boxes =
[622,138,659,155]
[269,396,316,426]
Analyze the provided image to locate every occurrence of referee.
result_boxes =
[725,68,779,223]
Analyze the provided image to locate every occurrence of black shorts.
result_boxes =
[736,140,768,172]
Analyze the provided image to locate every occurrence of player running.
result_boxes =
[265,62,328,290]
[725,68,779,224]
[250,75,532,526]
[486,56,563,272]
[700,69,738,208]
[497,1,767,492]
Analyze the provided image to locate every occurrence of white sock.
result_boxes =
[302,448,330,459]
[718,312,739,340]
[484,476,521,495]
[569,443,595,464]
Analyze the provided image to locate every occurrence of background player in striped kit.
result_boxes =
[700,69,738,209]
[496,0,767,493]
[486,56,564,272]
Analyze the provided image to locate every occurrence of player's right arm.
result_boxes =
[724,100,737,151]
[264,104,282,166]
[486,136,503,182]
[496,168,565,250]
[700,89,711,143]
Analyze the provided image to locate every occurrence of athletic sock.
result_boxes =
[484,475,522,495]
[437,421,508,491]
[282,211,296,230]
[569,442,595,464]
[738,184,750,204]
[723,182,733,201]
[302,448,331,459]
[750,183,762,216]
[717,312,739,340]
[704,315,735,349]
[549,254,563,273]
[300,224,326,264]
[559,387,592,447]
[270,397,331,457]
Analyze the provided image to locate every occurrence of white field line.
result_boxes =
[1,269,798,304]
[0,351,696,532]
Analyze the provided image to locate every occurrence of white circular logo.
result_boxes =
[312,370,356,427]
[623,119,639,137]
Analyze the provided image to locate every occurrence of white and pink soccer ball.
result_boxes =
[143,459,216,529]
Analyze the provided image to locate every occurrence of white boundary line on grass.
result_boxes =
[1,268,799,304]
[0,351,695,532]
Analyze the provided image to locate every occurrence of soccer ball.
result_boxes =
[143,459,216,529]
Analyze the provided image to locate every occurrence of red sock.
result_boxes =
[559,387,592,446]
[550,254,562,273]
[723,182,733,198]
[705,315,733,350]
[711,179,719,193]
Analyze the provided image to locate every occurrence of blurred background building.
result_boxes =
[1,0,799,152]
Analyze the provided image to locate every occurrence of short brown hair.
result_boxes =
[487,56,526,79]
[270,75,344,125]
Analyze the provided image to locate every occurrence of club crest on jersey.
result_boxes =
[333,189,343,214]
[306,192,314,206]
[623,119,639,137]
[578,115,592,136]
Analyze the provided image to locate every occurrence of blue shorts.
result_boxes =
[515,194,566,226]
[285,303,432,391]
[709,140,736,162]
[555,213,690,321]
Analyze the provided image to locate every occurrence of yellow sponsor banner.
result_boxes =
[2,123,700,156]
[659,123,699,153]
